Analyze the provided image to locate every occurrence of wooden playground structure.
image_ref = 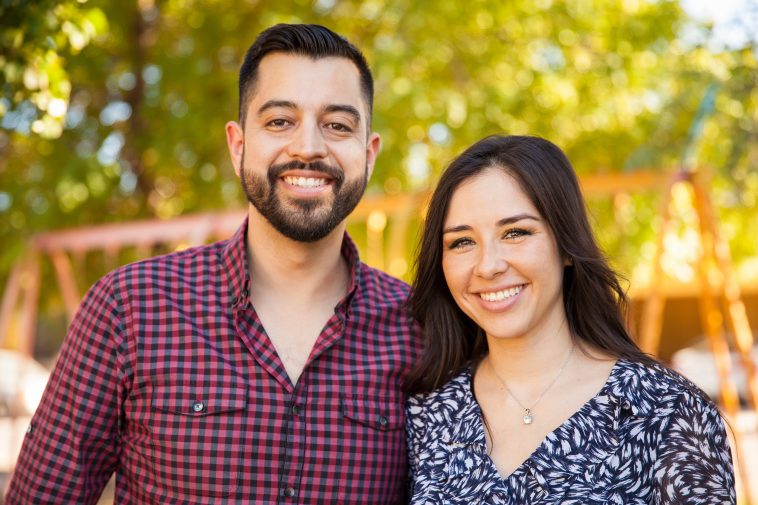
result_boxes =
[1,167,757,502]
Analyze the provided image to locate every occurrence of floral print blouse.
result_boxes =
[406,359,735,504]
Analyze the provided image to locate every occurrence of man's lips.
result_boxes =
[281,174,331,188]
[269,160,343,185]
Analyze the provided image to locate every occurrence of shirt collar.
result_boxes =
[335,232,362,317]
[219,217,250,310]
[219,217,363,313]
[603,359,657,418]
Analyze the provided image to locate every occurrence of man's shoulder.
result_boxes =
[357,262,411,304]
[109,238,228,287]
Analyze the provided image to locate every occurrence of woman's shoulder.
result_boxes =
[407,367,473,413]
[406,366,486,452]
[610,358,720,418]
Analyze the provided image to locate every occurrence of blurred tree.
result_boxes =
[1,0,107,138]
[1,0,756,330]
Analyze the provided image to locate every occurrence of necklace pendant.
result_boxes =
[522,409,533,425]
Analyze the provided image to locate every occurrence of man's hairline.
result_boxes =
[239,52,374,133]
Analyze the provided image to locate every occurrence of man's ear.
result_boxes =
[225,121,244,177]
[365,132,381,180]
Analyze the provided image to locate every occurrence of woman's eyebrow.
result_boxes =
[443,213,539,235]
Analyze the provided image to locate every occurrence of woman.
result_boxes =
[405,135,735,504]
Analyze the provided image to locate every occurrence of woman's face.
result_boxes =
[441,166,567,343]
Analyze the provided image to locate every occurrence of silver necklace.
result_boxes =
[488,344,575,425]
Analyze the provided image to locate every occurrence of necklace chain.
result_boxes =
[488,343,575,425]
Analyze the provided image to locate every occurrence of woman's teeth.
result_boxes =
[480,286,522,302]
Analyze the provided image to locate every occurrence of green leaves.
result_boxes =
[1,1,107,137]
[1,0,757,314]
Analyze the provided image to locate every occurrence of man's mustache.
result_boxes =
[268,160,344,183]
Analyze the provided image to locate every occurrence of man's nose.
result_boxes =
[286,119,328,161]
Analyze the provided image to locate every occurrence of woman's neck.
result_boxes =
[484,317,574,383]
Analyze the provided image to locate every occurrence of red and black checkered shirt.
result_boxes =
[6,219,420,504]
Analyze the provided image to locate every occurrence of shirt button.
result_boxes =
[192,401,205,413]
[378,415,389,427]
[26,423,33,434]
[292,404,303,416]
[284,487,296,497]
[230,296,239,307]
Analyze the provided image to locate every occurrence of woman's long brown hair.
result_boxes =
[405,135,656,394]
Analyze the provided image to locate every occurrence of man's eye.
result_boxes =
[267,119,290,128]
[326,122,352,132]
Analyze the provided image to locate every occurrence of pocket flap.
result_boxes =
[152,384,248,416]
[341,395,404,430]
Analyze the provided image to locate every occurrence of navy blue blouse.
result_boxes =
[406,359,735,504]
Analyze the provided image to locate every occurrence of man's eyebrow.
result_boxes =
[256,101,362,125]
[324,104,361,123]
[257,100,297,115]
[442,213,540,234]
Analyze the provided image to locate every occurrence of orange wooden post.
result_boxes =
[695,263,741,416]
[0,261,24,349]
[638,172,746,415]
[638,179,675,355]
[691,176,758,414]
[17,254,41,357]
[50,249,81,323]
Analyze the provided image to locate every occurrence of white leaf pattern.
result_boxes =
[406,359,736,504]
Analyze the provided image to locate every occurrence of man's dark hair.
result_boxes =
[238,23,374,127]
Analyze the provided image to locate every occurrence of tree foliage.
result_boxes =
[1,0,757,304]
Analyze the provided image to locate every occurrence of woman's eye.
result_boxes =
[448,238,474,249]
[504,228,531,240]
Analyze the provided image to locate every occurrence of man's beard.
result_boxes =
[239,148,368,242]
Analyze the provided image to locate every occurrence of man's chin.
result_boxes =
[275,221,338,243]
[284,198,333,214]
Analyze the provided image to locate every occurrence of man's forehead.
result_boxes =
[249,53,368,115]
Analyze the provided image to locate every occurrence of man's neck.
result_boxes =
[245,206,349,299]
[244,206,351,384]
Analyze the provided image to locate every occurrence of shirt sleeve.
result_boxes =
[652,392,736,504]
[5,272,126,504]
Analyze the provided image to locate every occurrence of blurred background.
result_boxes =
[1,0,757,502]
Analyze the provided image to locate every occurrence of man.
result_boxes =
[6,24,419,504]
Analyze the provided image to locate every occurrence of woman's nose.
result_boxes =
[473,241,508,279]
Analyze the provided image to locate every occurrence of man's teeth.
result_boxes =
[480,286,522,302]
[284,176,328,188]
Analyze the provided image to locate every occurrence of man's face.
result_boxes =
[225,53,380,242]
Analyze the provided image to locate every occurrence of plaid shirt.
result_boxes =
[6,219,420,504]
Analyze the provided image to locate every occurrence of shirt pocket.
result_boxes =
[337,394,406,504]
[148,383,248,499]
